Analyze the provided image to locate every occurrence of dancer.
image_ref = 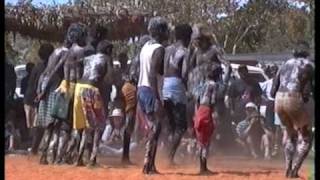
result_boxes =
[137,16,168,174]
[73,40,112,166]
[193,64,222,175]
[271,41,314,178]
[162,24,192,165]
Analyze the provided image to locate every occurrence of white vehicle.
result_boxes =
[14,64,27,99]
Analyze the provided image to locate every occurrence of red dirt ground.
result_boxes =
[5,154,313,180]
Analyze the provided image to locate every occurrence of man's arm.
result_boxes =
[181,50,190,88]
[271,70,281,98]
[41,51,68,95]
[151,46,165,99]
[210,83,217,106]
[189,49,197,70]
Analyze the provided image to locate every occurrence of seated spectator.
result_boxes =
[99,109,137,156]
[235,102,272,160]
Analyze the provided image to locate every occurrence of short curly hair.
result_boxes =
[66,23,87,45]
[148,16,168,37]
[97,40,113,54]
[38,43,54,61]
[293,40,310,58]
[175,24,193,41]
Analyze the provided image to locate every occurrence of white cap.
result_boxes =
[245,102,258,111]
[110,108,124,117]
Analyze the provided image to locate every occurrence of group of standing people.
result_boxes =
[6,16,314,178]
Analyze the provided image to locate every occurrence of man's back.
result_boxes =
[278,58,314,93]
[164,43,188,78]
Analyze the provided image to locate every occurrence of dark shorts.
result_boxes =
[137,86,158,115]
[164,100,187,132]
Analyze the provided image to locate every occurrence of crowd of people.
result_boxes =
[5,16,314,178]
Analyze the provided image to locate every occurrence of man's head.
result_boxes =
[97,40,113,55]
[238,65,249,80]
[118,51,128,68]
[26,62,34,74]
[175,24,193,47]
[148,16,169,43]
[270,65,279,78]
[293,40,310,58]
[245,102,258,116]
[207,63,223,81]
[66,23,88,47]
[191,24,212,51]
[38,43,54,63]
[87,25,105,49]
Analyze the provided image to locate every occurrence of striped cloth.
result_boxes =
[35,92,56,127]
[121,82,137,112]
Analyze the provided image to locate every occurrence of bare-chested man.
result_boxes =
[137,17,168,174]
[271,41,314,178]
[162,24,192,165]
[53,25,99,165]
[39,23,89,164]
[36,35,72,165]
[73,40,112,167]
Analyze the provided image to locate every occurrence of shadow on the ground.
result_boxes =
[164,170,273,177]
[219,170,273,176]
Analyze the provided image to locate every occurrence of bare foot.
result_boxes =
[199,169,215,176]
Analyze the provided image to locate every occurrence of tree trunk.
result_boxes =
[232,44,237,55]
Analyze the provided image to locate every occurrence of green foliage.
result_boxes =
[5,0,314,65]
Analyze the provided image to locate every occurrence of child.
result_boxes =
[193,64,222,175]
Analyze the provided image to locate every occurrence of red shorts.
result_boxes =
[193,105,215,147]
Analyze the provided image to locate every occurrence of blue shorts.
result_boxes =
[137,86,158,115]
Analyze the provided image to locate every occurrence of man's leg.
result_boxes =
[64,129,81,164]
[276,108,298,178]
[24,105,32,141]
[143,114,161,174]
[88,128,103,166]
[163,100,176,163]
[150,120,161,171]
[47,121,61,164]
[122,109,136,164]
[31,127,45,155]
[76,128,92,166]
[272,125,282,156]
[39,123,55,164]
[55,121,71,164]
[168,102,187,164]
[199,145,213,174]
[290,126,313,178]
